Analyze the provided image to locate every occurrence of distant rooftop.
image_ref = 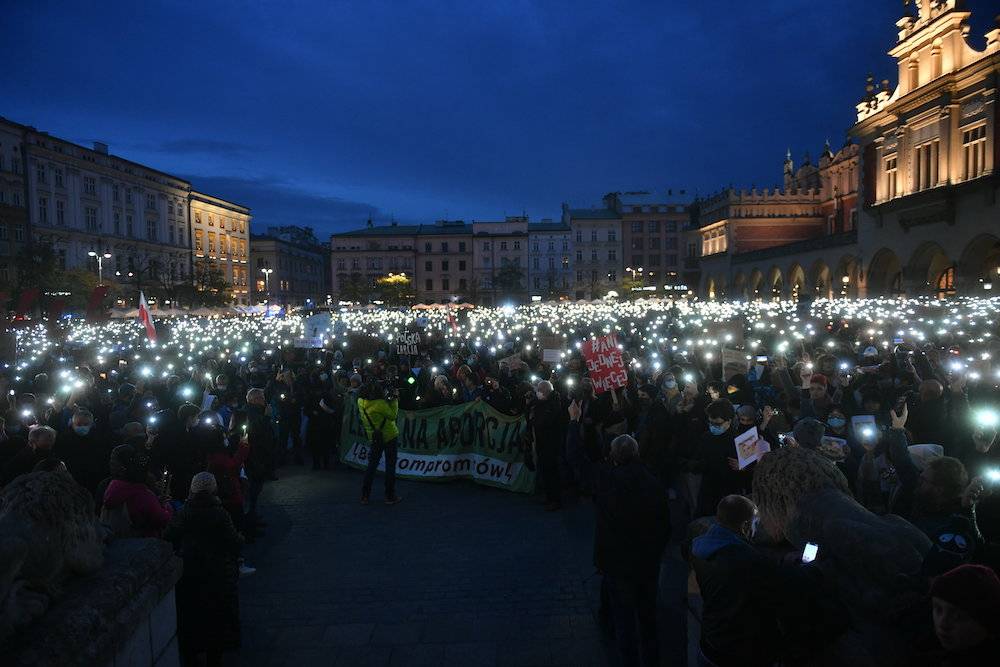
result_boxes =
[564,207,619,220]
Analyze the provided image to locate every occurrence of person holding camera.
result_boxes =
[358,381,402,505]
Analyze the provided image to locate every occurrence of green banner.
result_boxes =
[338,398,535,493]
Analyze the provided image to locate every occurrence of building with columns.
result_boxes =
[852,0,1000,297]
[190,192,251,304]
[689,1,997,301]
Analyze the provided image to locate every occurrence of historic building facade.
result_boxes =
[688,1,998,301]
[561,204,622,299]
[0,115,254,306]
[0,119,27,288]
[250,226,329,307]
[852,0,1000,297]
[190,192,251,305]
[472,217,527,305]
[612,191,689,292]
[527,220,572,299]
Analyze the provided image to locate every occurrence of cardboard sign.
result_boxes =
[542,349,562,363]
[581,333,627,394]
[396,331,421,356]
[734,426,770,469]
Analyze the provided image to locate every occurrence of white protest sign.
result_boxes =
[734,426,770,470]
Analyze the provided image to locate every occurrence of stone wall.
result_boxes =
[3,538,182,667]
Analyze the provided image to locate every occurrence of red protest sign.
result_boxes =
[581,333,627,394]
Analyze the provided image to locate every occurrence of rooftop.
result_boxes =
[564,207,619,220]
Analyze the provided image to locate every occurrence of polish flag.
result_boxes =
[138,291,157,343]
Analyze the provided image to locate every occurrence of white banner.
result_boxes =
[343,441,523,485]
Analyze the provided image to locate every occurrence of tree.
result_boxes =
[340,272,371,304]
[15,241,61,294]
[375,273,412,306]
[493,264,525,301]
[190,258,233,307]
[620,277,643,299]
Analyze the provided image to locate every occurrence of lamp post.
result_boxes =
[88,250,112,285]
[260,268,273,304]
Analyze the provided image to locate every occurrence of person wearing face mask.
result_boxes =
[691,495,796,667]
[53,409,109,497]
[528,380,566,511]
[693,400,752,518]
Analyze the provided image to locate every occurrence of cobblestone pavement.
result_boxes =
[237,465,688,667]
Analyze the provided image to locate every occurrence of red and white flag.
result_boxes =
[138,291,157,343]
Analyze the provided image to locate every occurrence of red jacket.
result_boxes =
[103,479,174,537]
[206,441,249,511]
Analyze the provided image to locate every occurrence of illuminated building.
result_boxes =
[0,119,27,286]
[190,193,251,304]
[852,0,1000,297]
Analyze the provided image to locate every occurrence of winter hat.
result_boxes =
[793,418,826,450]
[189,471,218,496]
[809,374,828,387]
[930,564,1000,632]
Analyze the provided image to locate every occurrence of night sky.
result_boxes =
[4,1,997,236]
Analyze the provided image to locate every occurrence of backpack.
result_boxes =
[100,502,138,539]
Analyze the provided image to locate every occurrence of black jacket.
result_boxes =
[53,430,111,496]
[593,460,670,579]
[164,492,243,652]
[691,525,787,666]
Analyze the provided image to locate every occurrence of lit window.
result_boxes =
[962,124,987,181]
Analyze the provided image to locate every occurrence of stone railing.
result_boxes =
[4,539,182,667]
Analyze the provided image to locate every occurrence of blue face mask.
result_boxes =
[828,417,846,429]
[709,423,728,436]
[73,425,92,436]
[663,380,677,390]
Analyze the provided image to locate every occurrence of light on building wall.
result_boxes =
[841,275,850,284]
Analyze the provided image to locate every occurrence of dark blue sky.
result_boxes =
[5,1,996,236]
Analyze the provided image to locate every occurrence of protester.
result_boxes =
[593,434,670,667]
[165,471,244,667]
[357,380,402,505]
[101,443,173,537]
[1,425,57,487]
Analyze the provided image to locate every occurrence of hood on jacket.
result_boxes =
[692,522,746,560]
[103,478,150,508]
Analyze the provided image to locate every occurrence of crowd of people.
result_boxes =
[1,296,999,665]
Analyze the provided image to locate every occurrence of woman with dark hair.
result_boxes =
[358,381,402,505]
[101,443,173,537]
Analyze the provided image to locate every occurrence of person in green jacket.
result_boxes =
[357,381,403,505]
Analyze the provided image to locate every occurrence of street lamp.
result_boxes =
[88,250,112,285]
[260,268,273,304]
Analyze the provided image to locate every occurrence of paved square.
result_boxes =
[238,466,688,666]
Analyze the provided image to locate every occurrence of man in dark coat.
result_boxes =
[528,381,567,511]
[53,408,110,497]
[165,471,243,667]
[691,495,787,667]
[693,399,752,517]
[593,433,670,667]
